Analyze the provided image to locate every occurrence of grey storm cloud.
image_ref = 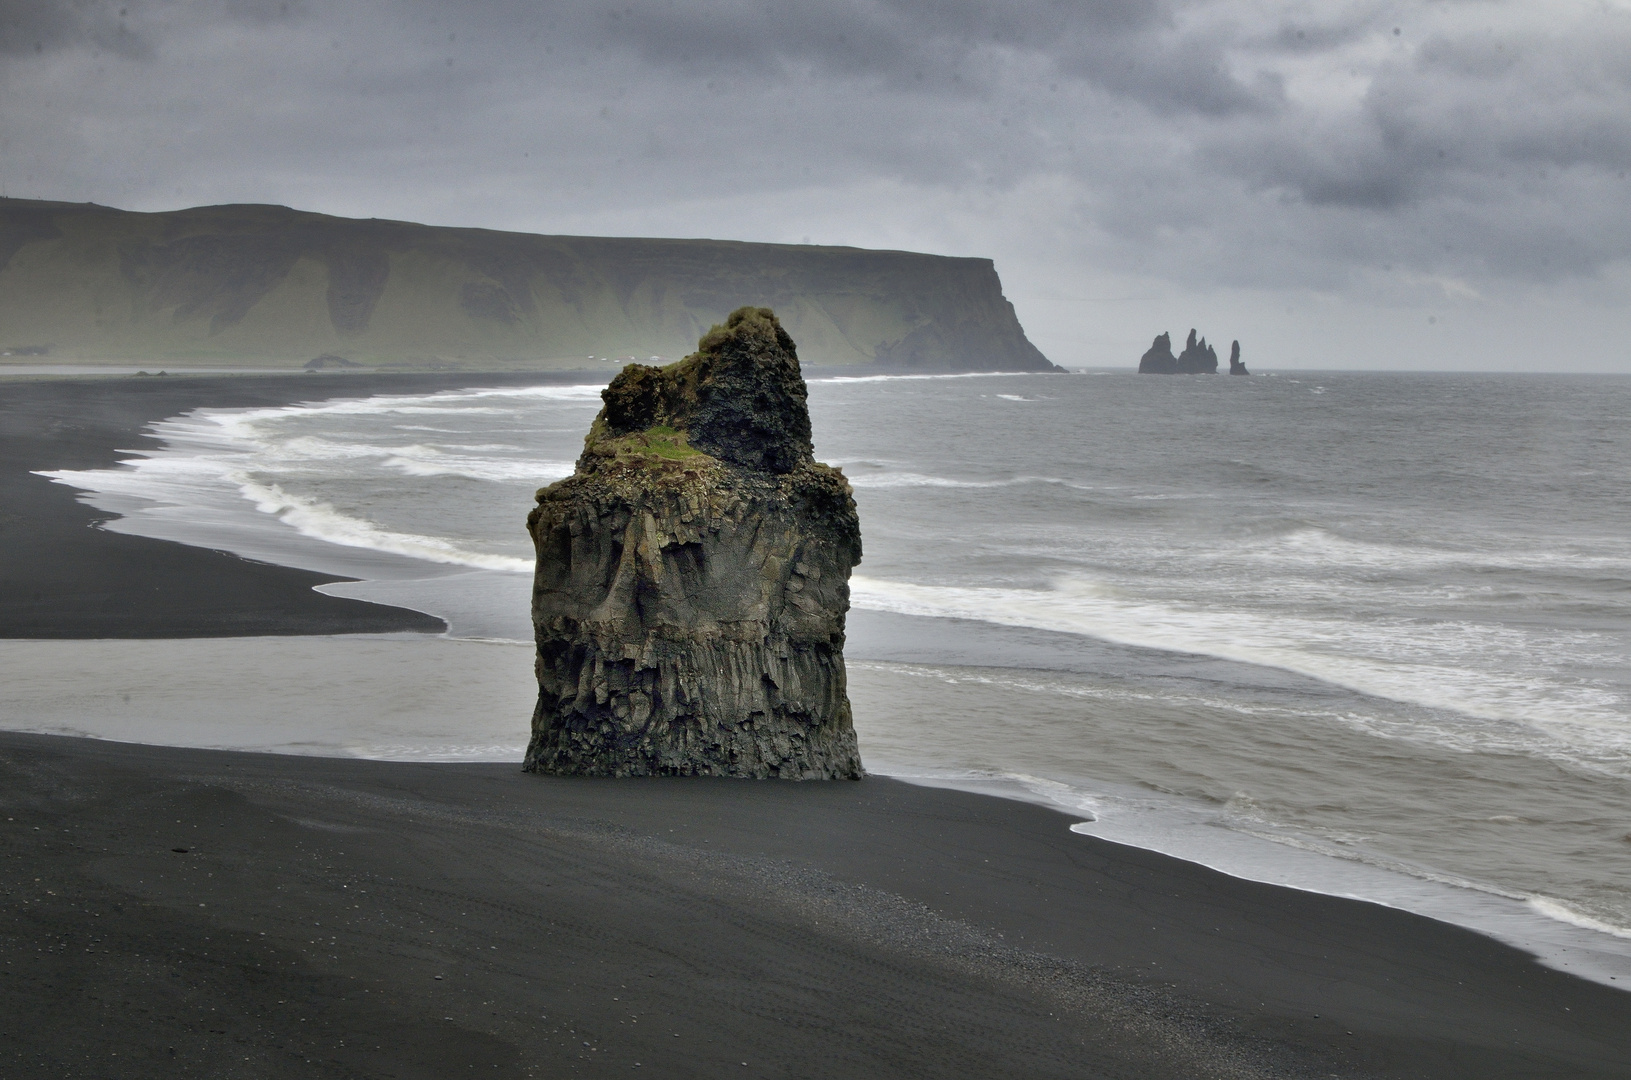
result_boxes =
[1222,21,1631,209]
[0,0,149,59]
[3,0,1631,363]
[580,0,1162,87]
[446,0,1263,116]
[0,0,309,62]
[1182,7,1631,283]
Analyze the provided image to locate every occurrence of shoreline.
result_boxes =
[0,371,585,637]
[5,372,1631,1073]
[5,626,1629,994]
[5,729,1631,1078]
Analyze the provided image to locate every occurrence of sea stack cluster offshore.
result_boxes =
[523,306,865,779]
[1139,330,1249,374]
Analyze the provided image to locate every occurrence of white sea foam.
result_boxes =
[1251,526,1631,575]
[252,382,606,416]
[38,382,598,574]
[1529,897,1631,940]
[41,454,539,572]
[377,445,574,482]
[233,478,534,572]
[847,574,1631,773]
[811,371,1023,384]
[848,472,1012,489]
[839,467,1096,491]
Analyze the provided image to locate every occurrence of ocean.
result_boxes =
[22,368,1631,988]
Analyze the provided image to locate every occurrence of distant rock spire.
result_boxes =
[1175,328,1218,373]
[1137,327,1237,374]
[1138,332,1178,374]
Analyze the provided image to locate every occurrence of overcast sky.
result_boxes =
[3,0,1629,370]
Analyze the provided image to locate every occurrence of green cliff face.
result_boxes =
[0,198,1054,372]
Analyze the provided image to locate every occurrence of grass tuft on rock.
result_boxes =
[598,424,706,463]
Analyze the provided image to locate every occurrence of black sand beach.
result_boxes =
[3,374,1631,1078]
[0,373,565,637]
[5,733,1631,1079]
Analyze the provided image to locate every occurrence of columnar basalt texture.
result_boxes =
[524,307,864,779]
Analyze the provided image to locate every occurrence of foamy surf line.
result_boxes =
[39,459,539,575]
[862,764,1631,991]
[34,384,595,576]
[838,469,1097,491]
[234,479,535,573]
[847,575,1631,770]
[810,370,1030,384]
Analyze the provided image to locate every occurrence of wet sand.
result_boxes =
[3,375,1630,1077]
[4,731,1631,1079]
[0,372,562,637]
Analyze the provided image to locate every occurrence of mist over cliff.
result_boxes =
[0,199,1054,373]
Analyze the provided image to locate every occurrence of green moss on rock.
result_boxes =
[524,307,864,779]
[577,306,813,475]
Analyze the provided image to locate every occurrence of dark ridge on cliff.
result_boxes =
[525,307,863,779]
[0,198,1054,372]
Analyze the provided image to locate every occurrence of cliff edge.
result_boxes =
[0,198,1054,372]
[523,307,864,779]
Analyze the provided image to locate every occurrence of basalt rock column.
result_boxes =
[524,307,865,779]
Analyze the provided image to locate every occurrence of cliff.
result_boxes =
[0,198,1054,372]
[523,307,864,779]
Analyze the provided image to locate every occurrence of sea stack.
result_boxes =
[1139,329,1234,374]
[1228,341,1249,375]
[1138,332,1179,374]
[1175,329,1219,374]
[524,307,865,779]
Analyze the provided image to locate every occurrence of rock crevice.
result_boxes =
[524,307,864,779]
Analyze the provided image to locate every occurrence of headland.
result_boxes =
[0,199,1056,373]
